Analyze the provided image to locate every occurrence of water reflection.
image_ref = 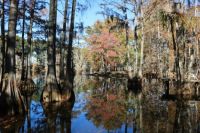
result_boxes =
[20,95,32,133]
[172,100,199,133]
[142,81,200,133]
[18,98,75,133]
[76,77,138,132]
[1,75,200,133]
[42,99,74,133]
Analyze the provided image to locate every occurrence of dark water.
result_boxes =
[0,75,200,133]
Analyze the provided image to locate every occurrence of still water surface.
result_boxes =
[0,75,200,133]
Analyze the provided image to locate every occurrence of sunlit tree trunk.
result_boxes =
[21,0,26,81]
[133,25,139,75]
[139,1,144,77]
[60,0,69,82]
[157,21,162,76]
[134,44,138,75]
[139,21,144,77]
[0,0,25,116]
[59,0,75,102]
[67,0,76,83]
[42,0,61,102]
[26,0,35,80]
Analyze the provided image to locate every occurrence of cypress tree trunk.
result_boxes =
[0,0,25,116]
[133,25,138,75]
[60,0,69,82]
[170,18,181,81]
[139,21,144,77]
[59,0,74,101]
[0,0,5,88]
[21,0,26,81]
[26,0,35,80]
[134,44,138,75]
[139,1,144,78]
[42,0,61,102]
[18,0,36,106]
[67,0,76,84]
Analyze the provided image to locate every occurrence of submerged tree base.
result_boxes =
[42,75,62,102]
[0,73,25,117]
[60,79,74,101]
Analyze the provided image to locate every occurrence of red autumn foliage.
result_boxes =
[86,28,121,69]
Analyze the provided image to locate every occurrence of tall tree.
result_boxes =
[42,0,61,102]
[60,0,69,82]
[158,9,182,81]
[0,0,6,88]
[138,0,144,78]
[0,0,25,116]
[26,0,35,80]
[21,0,26,81]
[67,0,77,83]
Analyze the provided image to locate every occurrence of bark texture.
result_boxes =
[67,0,77,84]
[0,0,24,116]
[60,0,69,81]
[42,0,61,102]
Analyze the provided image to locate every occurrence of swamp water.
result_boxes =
[0,75,200,133]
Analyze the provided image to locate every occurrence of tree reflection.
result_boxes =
[41,93,75,133]
[141,81,200,133]
[20,95,32,133]
[126,88,143,133]
[59,99,75,133]
[172,100,199,133]
[84,78,132,131]
[86,90,126,130]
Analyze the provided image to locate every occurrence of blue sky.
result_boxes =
[76,0,104,27]
[57,0,104,28]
